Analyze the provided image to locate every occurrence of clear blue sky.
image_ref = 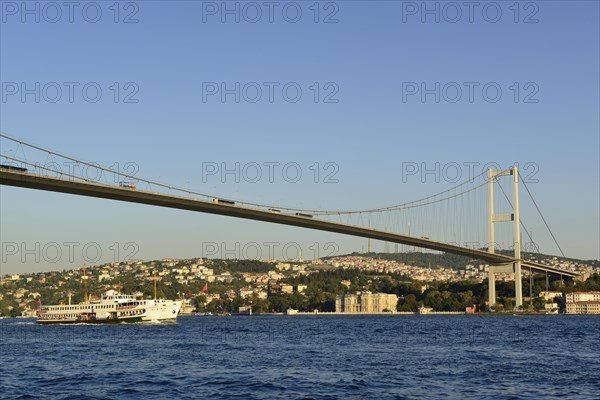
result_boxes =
[1,1,598,274]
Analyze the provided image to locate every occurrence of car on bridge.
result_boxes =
[119,182,137,189]
[295,213,313,218]
[213,198,235,205]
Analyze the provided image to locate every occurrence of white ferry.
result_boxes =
[36,290,183,324]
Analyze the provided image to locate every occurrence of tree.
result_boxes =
[501,297,515,311]
[195,295,207,312]
[532,297,545,311]
[398,294,418,312]
[268,295,290,312]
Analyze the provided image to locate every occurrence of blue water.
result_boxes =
[1,316,599,399]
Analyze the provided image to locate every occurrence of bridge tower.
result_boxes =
[487,165,522,309]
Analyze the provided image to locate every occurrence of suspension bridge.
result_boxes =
[0,133,579,309]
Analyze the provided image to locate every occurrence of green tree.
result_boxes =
[398,294,419,312]
[195,295,207,312]
[532,297,545,311]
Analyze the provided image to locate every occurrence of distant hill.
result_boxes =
[331,251,598,271]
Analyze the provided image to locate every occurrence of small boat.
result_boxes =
[200,312,213,316]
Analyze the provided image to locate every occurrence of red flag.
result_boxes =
[201,284,207,293]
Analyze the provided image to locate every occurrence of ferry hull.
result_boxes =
[36,316,146,325]
[36,314,180,324]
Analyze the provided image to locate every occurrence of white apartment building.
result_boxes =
[566,292,600,314]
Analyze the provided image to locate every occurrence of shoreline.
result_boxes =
[179,311,579,317]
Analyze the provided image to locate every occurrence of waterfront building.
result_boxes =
[544,303,559,314]
[335,292,398,313]
[566,292,600,302]
[238,306,252,315]
[565,292,600,314]
[539,291,563,301]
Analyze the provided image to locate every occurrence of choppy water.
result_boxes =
[1,315,599,399]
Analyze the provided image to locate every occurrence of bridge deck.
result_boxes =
[0,170,578,277]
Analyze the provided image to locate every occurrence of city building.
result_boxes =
[418,306,434,315]
[544,303,559,314]
[566,292,600,314]
[238,306,252,315]
[281,284,294,294]
[238,288,253,298]
[539,291,563,301]
[297,285,307,293]
[566,292,600,303]
[335,292,398,313]
[276,263,291,271]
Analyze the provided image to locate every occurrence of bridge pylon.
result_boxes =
[487,165,522,310]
